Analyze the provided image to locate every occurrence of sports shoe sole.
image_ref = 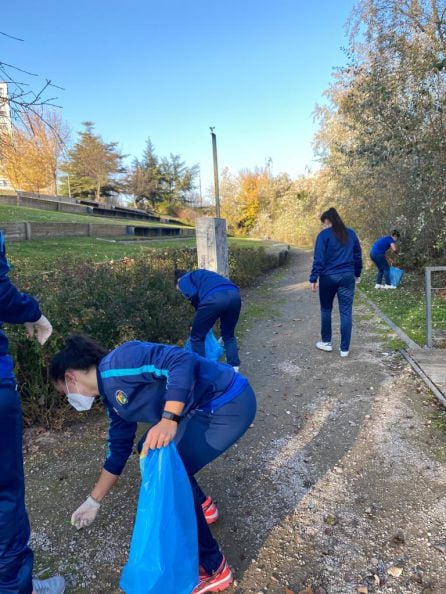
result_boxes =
[193,571,233,593]
[202,498,219,524]
[205,507,219,524]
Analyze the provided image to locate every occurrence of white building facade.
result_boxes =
[0,82,15,191]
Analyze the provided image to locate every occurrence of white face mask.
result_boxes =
[65,379,95,412]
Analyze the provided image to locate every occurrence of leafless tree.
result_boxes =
[0,30,64,128]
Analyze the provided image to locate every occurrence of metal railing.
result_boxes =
[425,266,446,348]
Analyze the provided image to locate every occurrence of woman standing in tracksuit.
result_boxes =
[49,335,256,594]
[309,207,363,357]
[175,269,241,371]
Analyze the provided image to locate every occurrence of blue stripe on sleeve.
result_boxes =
[100,364,169,379]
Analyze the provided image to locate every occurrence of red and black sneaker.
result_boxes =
[192,558,233,593]
[201,496,219,525]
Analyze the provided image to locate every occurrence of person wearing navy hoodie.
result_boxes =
[369,230,400,289]
[309,207,363,357]
[175,268,241,371]
[49,335,256,594]
[0,231,65,594]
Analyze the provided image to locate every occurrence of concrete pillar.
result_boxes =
[24,222,32,240]
[87,224,93,237]
[196,217,229,277]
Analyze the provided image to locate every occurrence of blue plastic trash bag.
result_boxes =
[185,329,224,362]
[389,266,404,287]
[120,443,198,594]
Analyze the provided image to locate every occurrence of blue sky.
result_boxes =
[1,0,355,194]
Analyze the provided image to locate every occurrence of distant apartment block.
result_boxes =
[0,82,15,191]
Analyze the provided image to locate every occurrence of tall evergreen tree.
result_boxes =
[126,138,198,213]
[159,153,199,210]
[61,122,124,201]
[125,139,164,211]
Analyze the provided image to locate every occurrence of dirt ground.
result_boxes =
[25,249,446,594]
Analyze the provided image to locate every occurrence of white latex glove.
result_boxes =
[71,496,101,530]
[355,277,361,284]
[24,315,53,345]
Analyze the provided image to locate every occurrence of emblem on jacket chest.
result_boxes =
[115,390,128,405]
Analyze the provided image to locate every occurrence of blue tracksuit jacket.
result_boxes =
[309,227,362,283]
[178,269,239,309]
[0,231,41,371]
[97,341,246,475]
[370,236,396,256]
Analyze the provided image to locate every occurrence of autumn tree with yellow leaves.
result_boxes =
[220,165,316,244]
[0,110,69,194]
[221,167,271,235]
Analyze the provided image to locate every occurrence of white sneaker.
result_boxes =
[33,576,65,594]
[374,283,384,289]
[316,341,333,352]
[384,284,397,289]
[340,350,349,357]
[233,366,239,372]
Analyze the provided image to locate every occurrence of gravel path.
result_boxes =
[25,249,446,593]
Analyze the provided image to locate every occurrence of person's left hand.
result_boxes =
[310,282,317,293]
[24,314,53,345]
[142,419,177,455]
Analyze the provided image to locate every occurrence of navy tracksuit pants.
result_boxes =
[190,290,241,367]
[0,380,33,594]
[319,272,356,352]
[138,384,256,574]
[370,252,391,286]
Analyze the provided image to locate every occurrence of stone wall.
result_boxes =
[17,191,79,204]
[0,194,89,215]
[0,193,188,225]
[0,222,28,241]
[0,221,195,242]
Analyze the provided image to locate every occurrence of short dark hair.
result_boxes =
[391,229,401,238]
[49,335,109,382]
[174,268,187,284]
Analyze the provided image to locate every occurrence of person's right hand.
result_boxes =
[71,496,101,530]
[310,282,317,293]
[142,418,178,456]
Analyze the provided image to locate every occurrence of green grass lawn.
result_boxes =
[0,203,191,228]
[360,268,446,347]
[6,236,278,274]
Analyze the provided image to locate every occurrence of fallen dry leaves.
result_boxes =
[387,566,403,577]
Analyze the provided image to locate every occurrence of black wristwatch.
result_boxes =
[162,410,181,423]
